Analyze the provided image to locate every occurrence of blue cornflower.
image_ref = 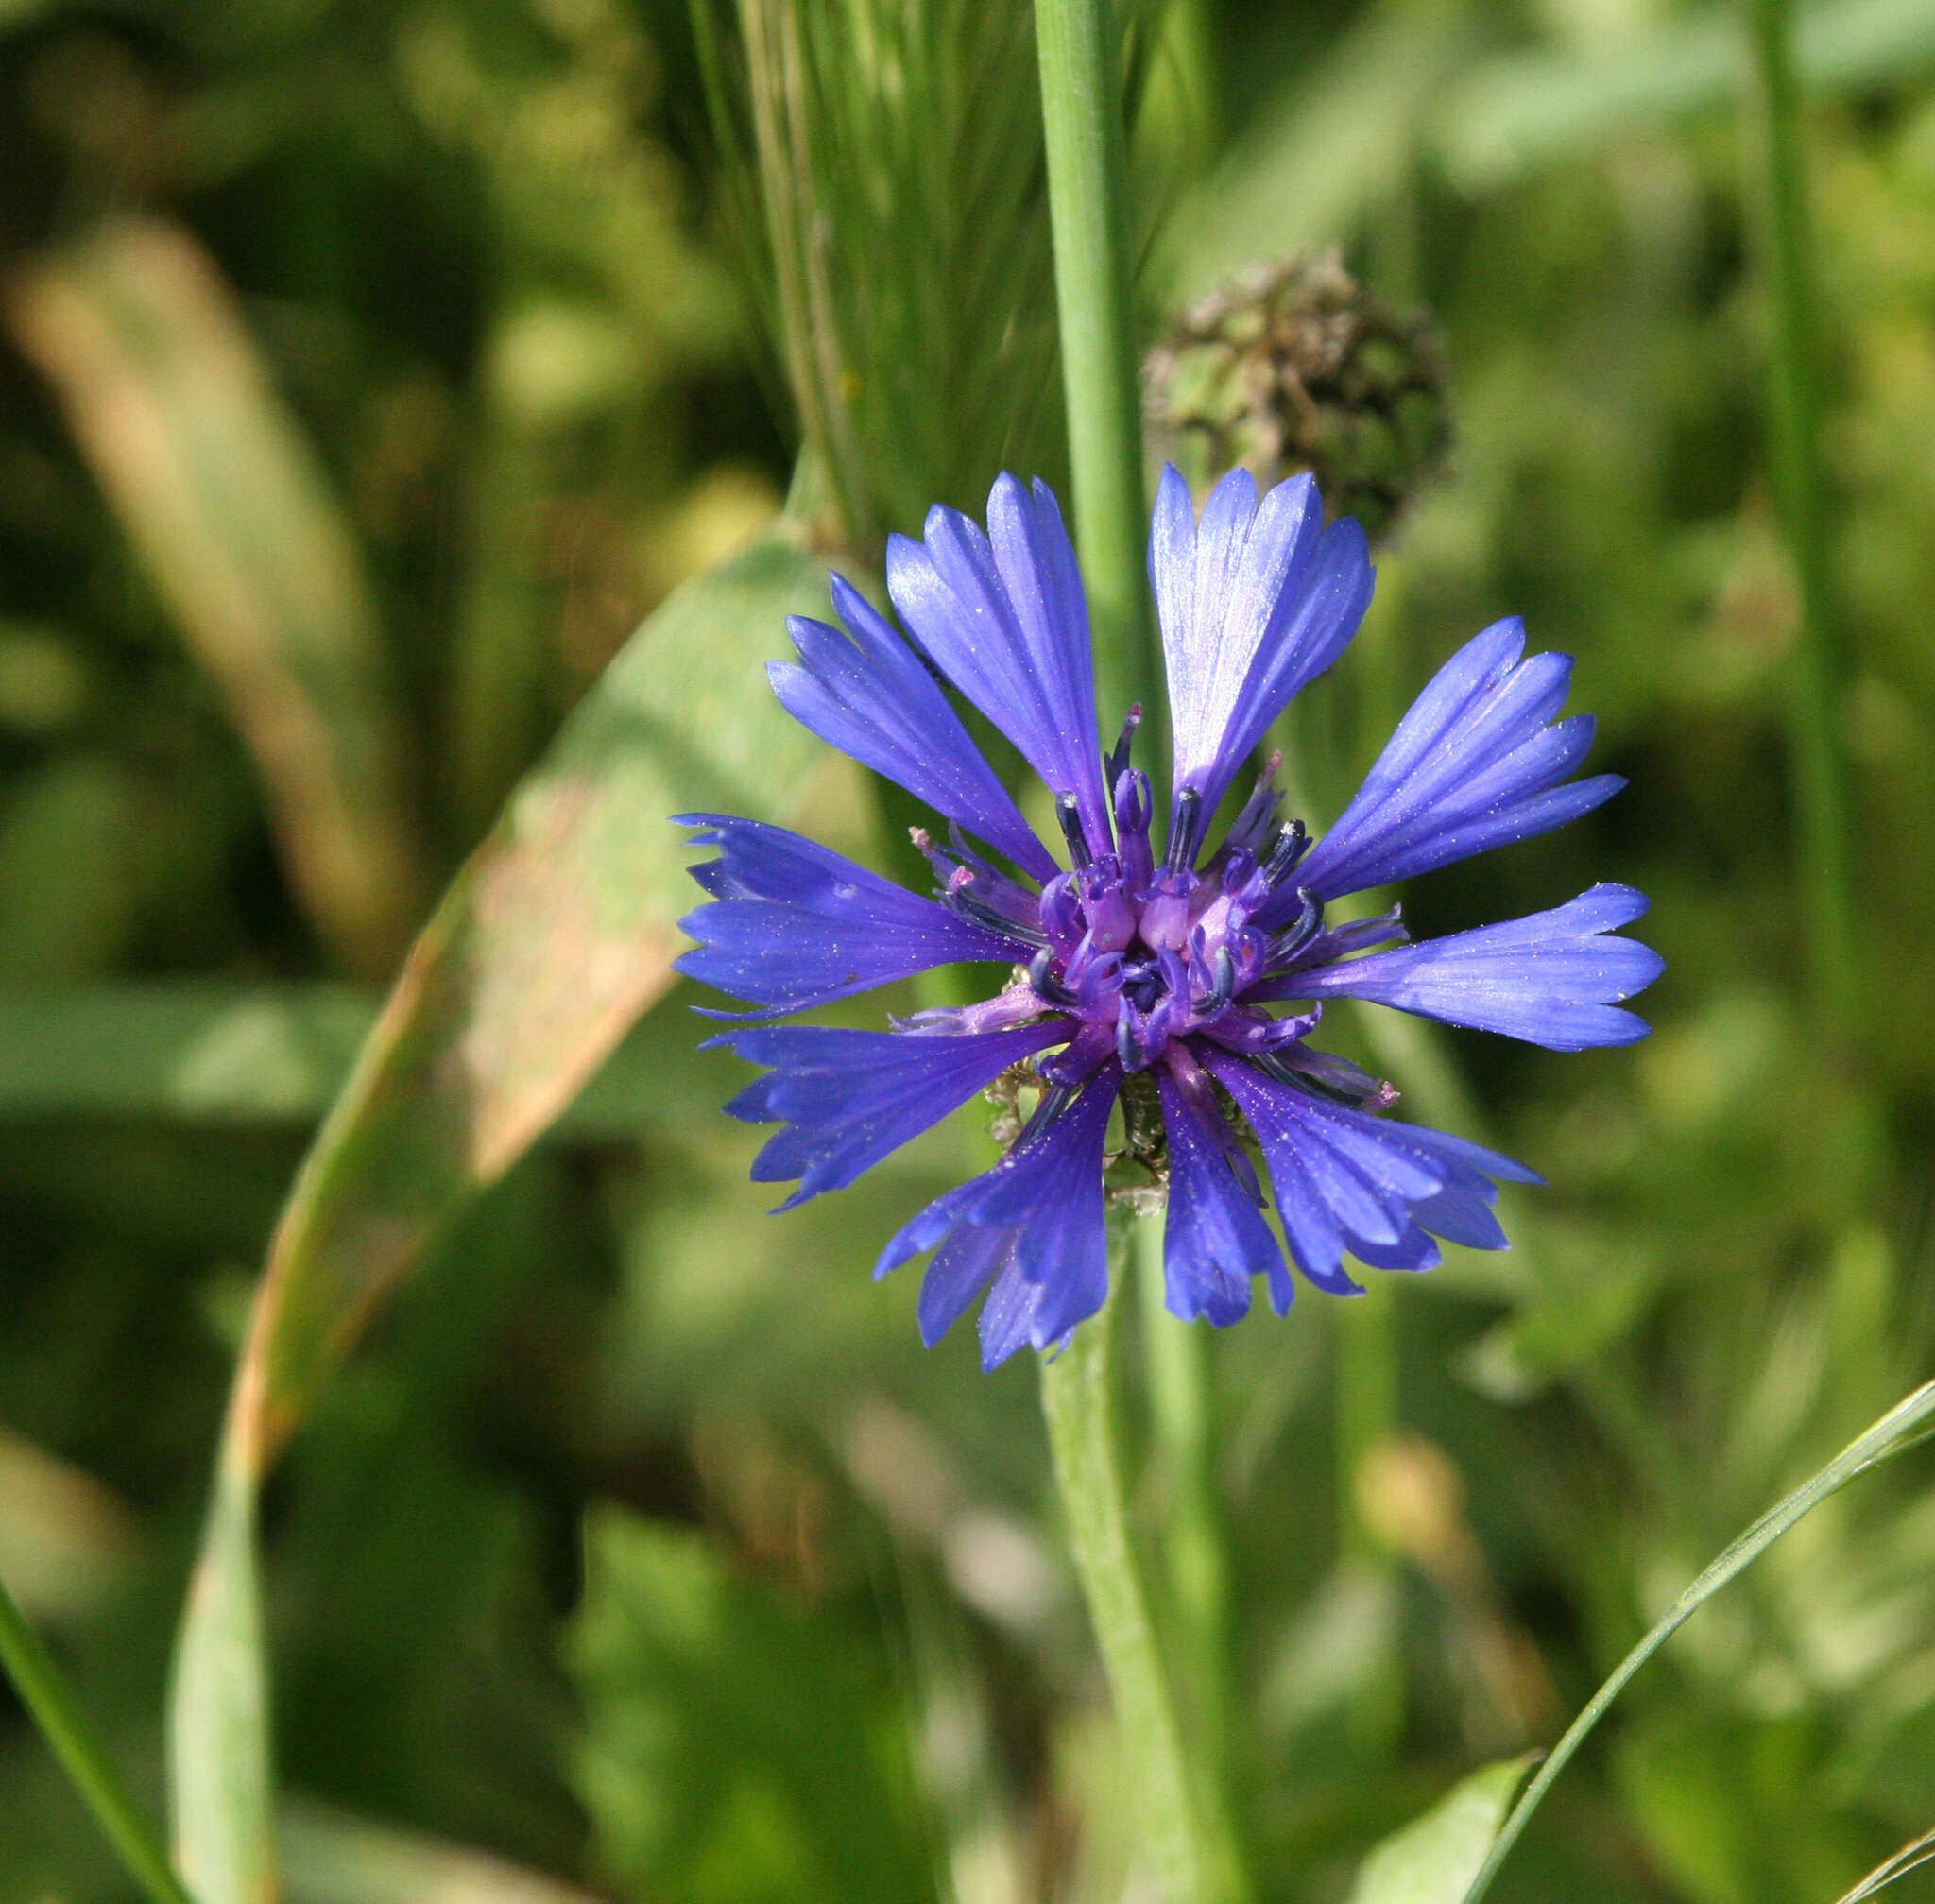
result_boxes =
[677,467,1661,1368]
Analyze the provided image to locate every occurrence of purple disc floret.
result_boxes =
[677,466,1662,1369]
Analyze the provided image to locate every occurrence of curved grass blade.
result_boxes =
[0,980,750,1141]
[1833,1826,1935,1904]
[1349,1757,1534,1904]
[1159,2,1470,305]
[1462,1376,1935,1902]
[1433,0,1935,195]
[7,219,425,979]
[166,518,839,1904]
[0,1568,196,1904]
[279,1798,608,1904]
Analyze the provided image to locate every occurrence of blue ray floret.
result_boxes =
[679,467,1662,1368]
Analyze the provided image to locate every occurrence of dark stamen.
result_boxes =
[946,890,1048,946]
[1253,1048,1386,1108]
[1116,1008,1139,1072]
[1105,704,1142,790]
[1262,818,1310,886]
[1028,946,1077,1007]
[1165,788,1203,873]
[1264,888,1323,968]
[1056,791,1093,868]
[1203,946,1236,1015]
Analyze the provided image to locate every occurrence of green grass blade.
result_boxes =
[1349,1758,1534,1904]
[278,1799,607,1904]
[1833,1827,1935,1904]
[1039,1260,1213,1904]
[1743,0,1862,1045]
[0,980,760,1142]
[0,985,375,1126]
[7,219,426,979]
[1461,1376,1935,1902]
[1036,0,1158,734]
[170,1454,272,1904]
[1433,0,1935,194]
[0,1568,197,1904]
[165,515,840,1904]
[1160,2,1471,305]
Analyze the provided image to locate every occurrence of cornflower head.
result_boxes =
[677,467,1661,1368]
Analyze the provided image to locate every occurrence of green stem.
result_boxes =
[0,1570,198,1904]
[1462,1375,1935,1902]
[1035,0,1162,744]
[1743,0,1860,1043]
[1135,1226,1252,1899]
[1041,1244,1209,1903]
[1335,1288,1404,1760]
[1136,1224,1224,1728]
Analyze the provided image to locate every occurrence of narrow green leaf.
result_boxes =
[279,1799,607,1904]
[0,1567,196,1904]
[0,975,774,1138]
[166,519,843,1904]
[1431,0,1935,195]
[0,984,375,1125]
[0,978,754,1141]
[1833,1826,1935,1904]
[1160,3,1471,305]
[1350,1758,1535,1904]
[171,1455,273,1904]
[1037,1260,1225,1904]
[1462,1377,1935,1902]
[7,219,426,978]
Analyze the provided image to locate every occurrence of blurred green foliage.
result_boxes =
[4,0,1935,1900]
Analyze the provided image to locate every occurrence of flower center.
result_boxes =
[1019,752,1323,1073]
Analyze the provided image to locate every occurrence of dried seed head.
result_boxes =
[1143,251,1451,542]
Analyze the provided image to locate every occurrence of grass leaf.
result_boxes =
[7,219,426,978]
[166,517,842,1903]
[1462,1377,1935,1902]
[1431,0,1935,194]
[279,1798,608,1904]
[1349,1758,1535,1904]
[1833,1826,1935,1904]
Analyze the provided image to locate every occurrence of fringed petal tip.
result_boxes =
[671,815,1029,1017]
[1153,462,1371,823]
[1300,619,1624,901]
[765,575,1056,882]
[1288,883,1663,1052]
[1201,1048,1534,1298]
[888,473,1111,860]
[878,1072,1120,1363]
[711,1021,1074,1222]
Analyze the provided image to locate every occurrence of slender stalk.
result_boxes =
[0,1570,198,1904]
[1041,1249,1208,1903]
[1035,0,1161,742]
[1033,10,1239,1892]
[1462,1376,1935,1901]
[1135,1223,1226,1743]
[1134,1225,1252,1899]
[1742,0,1861,1043]
[1335,1288,1404,1758]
